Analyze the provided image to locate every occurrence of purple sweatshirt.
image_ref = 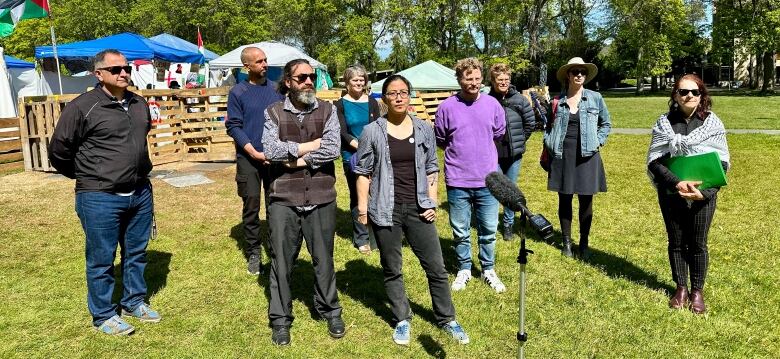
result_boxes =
[434,93,506,188]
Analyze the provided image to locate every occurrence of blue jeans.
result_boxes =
[499,156,523,228]
[75,182,153,326]
[446,186,499,271]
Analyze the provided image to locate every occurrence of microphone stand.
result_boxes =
[517,214,533,359]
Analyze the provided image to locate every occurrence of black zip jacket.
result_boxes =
[49,85,152,193]
[489,86,536,158]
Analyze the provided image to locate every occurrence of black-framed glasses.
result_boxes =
[569,68,588,77]
[292,73,317,83]
[385,91,410,99]
[98,65,132,75]
[676,88,700,97]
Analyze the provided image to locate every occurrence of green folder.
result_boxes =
[665,152,727,190]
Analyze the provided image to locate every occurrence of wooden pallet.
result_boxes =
[0,117,24,172]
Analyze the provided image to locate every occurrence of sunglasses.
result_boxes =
[98,65,132,75]
[676,88,700,97]
[569,68,588,77]
[292,73,317,83]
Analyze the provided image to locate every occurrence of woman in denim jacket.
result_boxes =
[543,57,611,259]
[354,75,469,346]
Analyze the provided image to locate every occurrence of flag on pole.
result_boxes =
[197,27,205,55]
[0,0,49,37]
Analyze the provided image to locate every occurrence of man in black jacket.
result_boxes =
[49,49,159,336]
[488,63,536,241]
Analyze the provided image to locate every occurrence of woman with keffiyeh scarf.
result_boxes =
[647,74,730,315]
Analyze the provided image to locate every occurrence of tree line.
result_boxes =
[1,0,777,92]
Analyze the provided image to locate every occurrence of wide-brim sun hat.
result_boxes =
[556,57,598,85]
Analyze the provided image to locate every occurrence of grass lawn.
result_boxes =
[1,133,779,358]
[603,95,780,129]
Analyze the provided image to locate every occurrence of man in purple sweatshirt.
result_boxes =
[435,57,507,293]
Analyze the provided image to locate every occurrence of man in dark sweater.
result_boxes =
[226,47,284,275]
[49,49,159,335]
[261,59,344,346]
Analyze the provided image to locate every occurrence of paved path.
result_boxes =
[611,128,780,135]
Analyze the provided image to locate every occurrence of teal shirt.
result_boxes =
[341,100,370,162]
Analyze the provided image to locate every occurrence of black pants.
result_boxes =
[236,156,269,259]
[371,203,456,327]
[267,201,342,326]
[658,192,717,290]
[342,163,374,249]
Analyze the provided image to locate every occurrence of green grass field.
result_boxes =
[1,133,779,358]
[603,95,780,129]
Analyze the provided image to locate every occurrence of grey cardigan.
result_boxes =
[353,116,438,226]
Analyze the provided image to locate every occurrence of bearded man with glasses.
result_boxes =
[49,49,159,335]
[261,59,344,346]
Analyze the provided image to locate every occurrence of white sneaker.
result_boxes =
[451,270,472,291]
[483,269,506,293]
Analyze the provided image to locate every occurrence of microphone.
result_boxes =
[485,171,553,240]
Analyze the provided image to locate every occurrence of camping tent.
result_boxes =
[149,33,220,62]
[370,60,460,93]
[4,54,35,69]
[209,41,332,89]
[35,32,205,64]
[0,48,17,117]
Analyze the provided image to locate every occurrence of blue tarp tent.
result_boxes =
[149,33,219,62]
[35,32,205,64]
[4,55,35,69]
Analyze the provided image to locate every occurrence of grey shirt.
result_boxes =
[262,97,340,170]
[353,116,438,227]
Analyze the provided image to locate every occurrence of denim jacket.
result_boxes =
[543,89,611,158]
[353,116,438,226]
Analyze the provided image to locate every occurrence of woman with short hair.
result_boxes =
[647,74,730,314]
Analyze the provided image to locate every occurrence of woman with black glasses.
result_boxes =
[544,57,611,259]
[353,75,469,346]
[647,74,730,314]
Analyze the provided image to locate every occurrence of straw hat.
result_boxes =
[556,57,598,84]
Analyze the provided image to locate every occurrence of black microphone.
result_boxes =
[485,171,553,240]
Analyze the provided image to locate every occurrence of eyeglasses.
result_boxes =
[676,88,700,97]
[98,65,132,75]
[291,73,317,83]
[569,68,588,77]
[384,91,410,99]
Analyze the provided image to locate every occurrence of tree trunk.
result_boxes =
[651,76,658,92]
[761,51,775,92]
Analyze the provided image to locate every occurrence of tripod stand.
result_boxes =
[516,215,533,359]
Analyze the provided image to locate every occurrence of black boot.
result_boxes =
[561,236,573,257]
[502,224,514,241]
[578,237,591,260]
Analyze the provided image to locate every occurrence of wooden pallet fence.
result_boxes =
[0,117,24,172]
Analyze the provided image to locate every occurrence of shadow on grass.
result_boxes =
[229,221,270,262]
[336,259,438,328]
[523,222,674,294]
[111,250,172,305]
[257,257,323,325]
[419,334,446,358]
[335,205,377,250]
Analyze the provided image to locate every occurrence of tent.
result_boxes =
[149,33,220,62]
[209,41,332,89]
[35,32,205,64]
[1,48,17,117]
[4,54,35,69]
[371,60,460,93]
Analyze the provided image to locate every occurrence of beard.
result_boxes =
[291,86,316,106]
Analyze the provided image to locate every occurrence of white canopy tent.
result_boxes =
[209,41,330,89]
[0,48,16,118]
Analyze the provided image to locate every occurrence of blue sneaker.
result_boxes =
[442,321,469,344]
[393,320,410,345]
[122,303,161,323]
[95,315,134,336]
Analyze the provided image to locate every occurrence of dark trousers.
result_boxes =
[267,201,342,326]
[342,163,374,249]
[371,203,456,327]
[236,156,268,258]
[658,192,717,290]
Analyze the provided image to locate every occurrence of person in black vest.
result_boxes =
[226,46,284,275]
[261,59,344,345]
[487,63,536,241]
[49,49,159,335]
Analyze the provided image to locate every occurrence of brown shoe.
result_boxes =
[669,286,689,309]
[690,289,706,314]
